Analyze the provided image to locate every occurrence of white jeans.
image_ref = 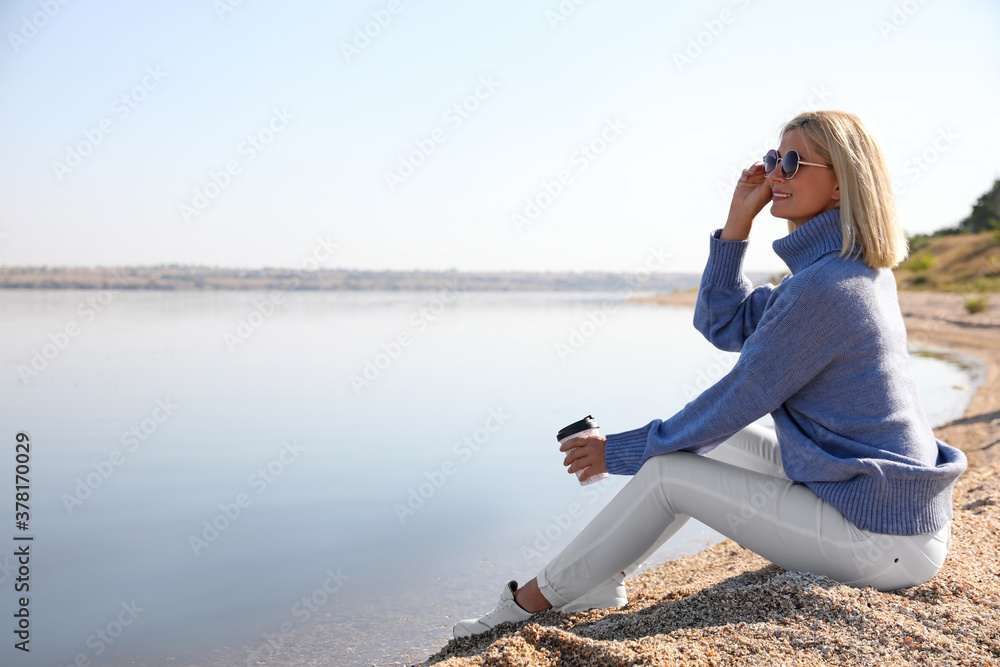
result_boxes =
[537,423,951,607]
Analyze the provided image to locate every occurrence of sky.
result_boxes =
[1,0,998,274]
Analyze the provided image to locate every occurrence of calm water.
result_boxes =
[0,289,980,666]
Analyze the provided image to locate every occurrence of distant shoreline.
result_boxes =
[0,266,771,292]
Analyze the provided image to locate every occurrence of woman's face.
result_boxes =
[767,128,840,230]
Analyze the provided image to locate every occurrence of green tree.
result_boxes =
[959,178,1000,233]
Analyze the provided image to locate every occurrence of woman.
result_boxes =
[453,110,968,638]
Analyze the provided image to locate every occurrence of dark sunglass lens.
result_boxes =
[783,150,799,178]
[763,150,778,174]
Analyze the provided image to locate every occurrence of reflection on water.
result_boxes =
[0,290,979,666]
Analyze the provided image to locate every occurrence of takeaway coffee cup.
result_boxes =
[557,415,610,486]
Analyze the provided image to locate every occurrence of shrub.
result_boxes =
[964,296,988,314]
[907,251,936,271]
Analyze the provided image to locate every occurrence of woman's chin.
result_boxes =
[769,204,810,226]
[768,206,789,220]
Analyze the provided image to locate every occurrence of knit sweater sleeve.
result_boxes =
[604,260,846,476]
[693,229,783,352]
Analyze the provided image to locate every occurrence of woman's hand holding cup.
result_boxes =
[560,435,608,481]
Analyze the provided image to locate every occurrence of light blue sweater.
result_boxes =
[604,208,967,535]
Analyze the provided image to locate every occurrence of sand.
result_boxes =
[420,290,1000,666]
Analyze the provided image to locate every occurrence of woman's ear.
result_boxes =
[831,182,840,201]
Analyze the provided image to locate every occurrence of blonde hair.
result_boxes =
[780,111,908,270]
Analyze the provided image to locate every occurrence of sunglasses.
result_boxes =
[763,149,831,179]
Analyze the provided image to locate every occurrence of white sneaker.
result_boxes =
[453,580,535,638]
[553,572,627,613]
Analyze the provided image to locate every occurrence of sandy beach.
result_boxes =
[421,290,1000,666]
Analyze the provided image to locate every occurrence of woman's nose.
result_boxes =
[766,162,786,186]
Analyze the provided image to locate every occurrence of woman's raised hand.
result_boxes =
[722,161,773,240]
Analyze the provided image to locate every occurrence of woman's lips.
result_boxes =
[772,192,791,201]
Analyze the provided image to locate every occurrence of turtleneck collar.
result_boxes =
[772,208,858,274]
